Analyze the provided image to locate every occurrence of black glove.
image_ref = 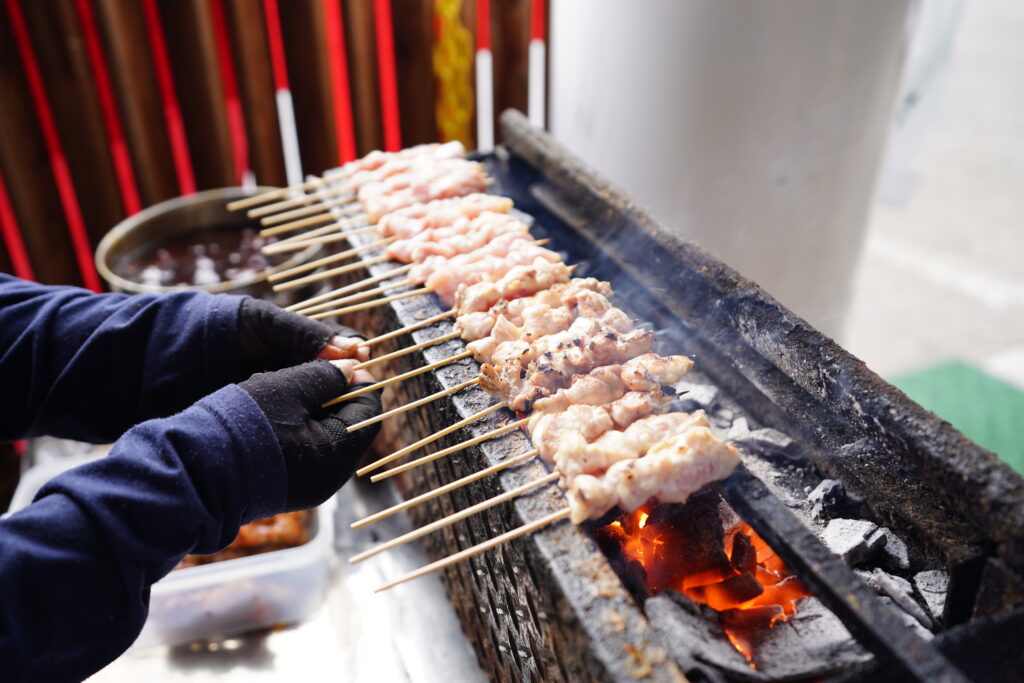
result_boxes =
[239,360,382,511]
[236,297,365,378]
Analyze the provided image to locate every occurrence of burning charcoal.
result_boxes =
[730,533,757,574]
[673,381,719,413]
[618,558,652,600]
[871,527,910,571]
[914,569,949,624]
[731,428,799,461]
[645,593,768,681]
[695,572,763,610]
[856,568,934,630]
[821,518,883,566]
[718,604,783,630]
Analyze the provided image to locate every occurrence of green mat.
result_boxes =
[890,360,1024,475]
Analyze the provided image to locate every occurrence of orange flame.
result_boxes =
[598,504,811,668]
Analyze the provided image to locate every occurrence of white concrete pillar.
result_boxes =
[550,0,915,337]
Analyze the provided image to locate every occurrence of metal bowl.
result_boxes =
[95,187,320,302]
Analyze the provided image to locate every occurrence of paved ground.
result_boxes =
[843,0,1024,382]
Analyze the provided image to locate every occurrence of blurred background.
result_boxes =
[0,0,1021,497]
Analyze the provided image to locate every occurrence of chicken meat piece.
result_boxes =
[454,278,614,342]
[360,161,488,221]
[528,404,616,461]
[421,243,561,304]
[385,212,527,262]
[567,426,740,523]
[480,319,655,411]
[377,193,513,239]
[547,411,708,480]
[454,260,573,314]
[621,353,695,392]
[324,141,464,181]
[531,365,627,414]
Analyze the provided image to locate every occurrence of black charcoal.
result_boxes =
[807,479,846,521]
[822,518,883,565]
[731,428,799,461]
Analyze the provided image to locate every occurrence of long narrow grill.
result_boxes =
[236,110,1024,682]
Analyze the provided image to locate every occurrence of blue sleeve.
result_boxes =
[0,273,245,443]
[0,384,287,682]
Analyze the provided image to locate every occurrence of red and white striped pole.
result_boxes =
[262,0,303,187]
[4,0,101,290]
[324,0,357,164]
[373,0,401,152]
[474,0,494,152]
[210,0,255,189]
[140,0,196,196]
[75,0,142,215]
[528,0,546,129]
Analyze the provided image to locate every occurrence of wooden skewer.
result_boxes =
[251,187,352,220]
[227,179,319,212]
[261,194,355,226]
[268,221,349,249]
[352,329,459,370]
[373,508,571,593]
[351,471,560,564]
[345,377,478,433]
[259,205,362,238]
[369,417,529,482]
[262,221,374,255]
[248,187,342,219]
[323,349,472,407]
[268,227,383,282]
[272,253,390,292]
[350,449,538,529]
[356,400,506,475]
[309,287,430,320]
[268,236,393,281]
[360,310,456,348]
[269,221,375,251]
[267,232,393,261]
[296,279,413,315]
[286,264,413,311]
[246,183,353,218]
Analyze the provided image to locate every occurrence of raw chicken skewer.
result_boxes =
[259,159,488,240]
[228,141,464,214]
[267,193,515,287]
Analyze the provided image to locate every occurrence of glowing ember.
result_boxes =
[596,501,812,668]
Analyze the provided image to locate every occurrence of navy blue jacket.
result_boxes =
[0,274,286,681]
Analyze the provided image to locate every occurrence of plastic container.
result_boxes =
[6,462,334,647]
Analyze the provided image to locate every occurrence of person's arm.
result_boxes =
[0,361,380,681]
[0,273,363,443]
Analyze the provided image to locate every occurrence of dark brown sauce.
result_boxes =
[115,227,284,288]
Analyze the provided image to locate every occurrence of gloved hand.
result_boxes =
[236,298,369,379]
[239,359,381,510]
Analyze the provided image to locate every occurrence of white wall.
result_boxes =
[550,0,914,337]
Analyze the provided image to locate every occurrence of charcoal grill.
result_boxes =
[331,109,1024,682]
